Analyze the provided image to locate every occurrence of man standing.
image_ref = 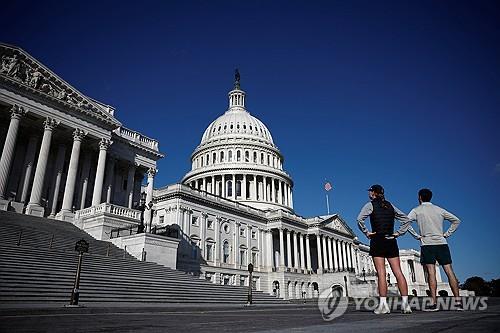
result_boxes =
[407,188,462,311]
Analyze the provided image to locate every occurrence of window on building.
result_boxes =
[253,152,257,163]
[240,276,246,286]
[220,151,224,162]
[261,153,264,164]
[240,250,246,266]
[228,150,233,162]
[245,151,249,162]
[191,216,198,226]
[240,227,246,237]
[207,220,213,229]
[206,243,213,261]
[251,231,256,239]
[252,252,257,266]
[213,152,217,163]
[227,180,232,197]
[159,216,164,224]
[223,241,230,263]
[206,154,209,165]
[237,150,241,161]
[201,156,204,167]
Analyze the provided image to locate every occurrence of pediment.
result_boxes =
[0,43,121,128]
[322,215,355,237]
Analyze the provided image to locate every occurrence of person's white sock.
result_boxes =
[402,296,408,306]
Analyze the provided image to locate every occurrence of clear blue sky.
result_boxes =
[2,1,499,282]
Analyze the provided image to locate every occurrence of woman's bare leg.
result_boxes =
[373,256,387,296]
[387,256,408,296]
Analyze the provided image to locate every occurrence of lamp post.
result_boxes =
[137,192,153,233]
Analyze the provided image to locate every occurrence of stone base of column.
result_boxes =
[0,199,10,211]
[10,201,24,213]
[25,203,45,217]
[55,210,75,222]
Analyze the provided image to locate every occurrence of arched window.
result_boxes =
[253,152,257,163]
[245,151,249,162]
[206,154,209,165]
[220,151,225,162]
[237,150,241,162]
[228,150,233,162]
[267,155,270,166]
[223,241,230,263]
[201,156,204,167]
[260,153,264,164]
[213,152,217,164]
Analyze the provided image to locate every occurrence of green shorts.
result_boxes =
[420,244,452,265]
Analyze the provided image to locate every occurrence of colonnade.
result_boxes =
[189,174,293,208]
[0,104,154,218]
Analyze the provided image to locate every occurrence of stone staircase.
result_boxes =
[0,211,286,305]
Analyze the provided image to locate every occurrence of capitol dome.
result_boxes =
[182,72,293,212]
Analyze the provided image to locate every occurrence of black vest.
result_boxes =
[369,198,396,236]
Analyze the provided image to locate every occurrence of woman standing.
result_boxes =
[357,184,412,314]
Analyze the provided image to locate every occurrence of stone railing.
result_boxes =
[115,126,159,152]
[75,203,141,221]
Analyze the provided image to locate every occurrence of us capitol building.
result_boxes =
[0,43,457,299]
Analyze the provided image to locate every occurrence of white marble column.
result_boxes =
[305,235,312,271]
[222,175,226,198]
[286,230,292,268]
[126,163,136,208]
[266,230,273,269]
[293,231,298,269]
[279,228,285,268]
[91,138,112,206]
[356,248,361,273]
[57,129,86,220]
[48,144,66,217]
[342,241,347,271]
[316,235,323,273]
[333,239,339,271]
[105,157,115,203]
[254,175,258,201]
[214,217,221,263]
[145,167,156,232]
[271,178,276,203]
[200,213,207,259]
[290,189,294,208]
[19,135,38,204]
[327,237,333,272]
[0,105,26,203]
[26,118,59,216]
[278,181,283,204]
[322,235,329,271]
[242,174,247,200]
[232,174,236,200]
[78,151,92,209]
[299,234,305,270]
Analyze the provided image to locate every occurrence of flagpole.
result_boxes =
[326,192,330,215]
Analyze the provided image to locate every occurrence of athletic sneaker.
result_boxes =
[401,303,412,314]
[423,303,439,312]
[454,301,464,311]
[374,304,391,314]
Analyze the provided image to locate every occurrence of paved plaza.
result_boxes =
[1,298,499,333]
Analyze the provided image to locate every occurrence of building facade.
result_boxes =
[0,44,461,299]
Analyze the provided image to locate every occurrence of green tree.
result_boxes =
[489,279,500,297]
[461,277,491,296]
